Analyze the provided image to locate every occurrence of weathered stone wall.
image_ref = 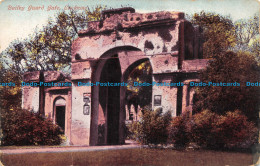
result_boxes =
[22,71,41,113]
[70,83,91,145]
[22,86,40,113]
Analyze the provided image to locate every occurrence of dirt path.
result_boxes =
[0,140,140,154]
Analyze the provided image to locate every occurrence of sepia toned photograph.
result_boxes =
[154,95,162,106]
[0,0,259,165]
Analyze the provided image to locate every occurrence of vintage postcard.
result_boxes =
[0,0,259,165]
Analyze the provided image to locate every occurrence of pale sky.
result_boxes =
[0,0,259,53]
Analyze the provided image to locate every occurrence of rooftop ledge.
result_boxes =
[101,7,135,19]
[78,7,184,36]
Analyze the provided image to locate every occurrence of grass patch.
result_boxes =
[0,148,254,166]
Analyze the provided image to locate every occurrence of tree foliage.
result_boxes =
[191,11,236,58]
[2,6,104,73]
[234,13,259,52]
[126,61,152,109]
[191,12,260,122]
[0,69,21,111]
[193,51,260,122]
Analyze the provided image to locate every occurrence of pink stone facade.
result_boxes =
[22,7,208,146]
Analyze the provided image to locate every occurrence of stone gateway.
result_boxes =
[22,7,208,146]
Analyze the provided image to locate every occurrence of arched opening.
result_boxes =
[90,46,149,146]
[54,97,66,134]
[123,59,153,122]
[99,54,121,145]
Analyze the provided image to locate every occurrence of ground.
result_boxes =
[0,145,257,166]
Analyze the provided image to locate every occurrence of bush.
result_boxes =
[128,108,257,150]
[1,108,63,146]
[188,110,258,149]
[188,110,219,148]
[127,121,141,141]
[128,108,171,145]
[167,112,190,147]
[213,110,258,149]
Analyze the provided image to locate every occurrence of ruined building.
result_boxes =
[22,8,208,146]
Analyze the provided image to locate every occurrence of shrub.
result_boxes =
[213,110,258,149]
[188,110,219,148]
[127,121,141,141]
[188,110,258,149]
[1,108,63,146]
[128,108,171,145]
[167,112,190,147]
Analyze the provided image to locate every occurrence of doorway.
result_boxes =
[56,106,65,133]
[54,97,66,134]
[99,54,121,145]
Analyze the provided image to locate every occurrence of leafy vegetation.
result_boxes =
[128,108,171,145]
[193,51,260,122]
[191,11,236,59]
[190,11,260,122]
[126,61,152,110]
[1,108,63,146]
[188,110,258,149]
[167,112,190,147]
[1,6,104,73]
[234,13,259,56]
[128,108,257,149]
[0,7,104,146]
[0,7,258,148]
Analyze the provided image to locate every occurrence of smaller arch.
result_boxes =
[122,58,151,82]
[54,97,66,106]
[121,58,153,122]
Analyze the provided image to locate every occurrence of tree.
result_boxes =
[191,11,236,58]
[1,6,105,110]
[193,51,260,122]
[3,6,104,73]
[234,13,259,53]
[190,12,260,123]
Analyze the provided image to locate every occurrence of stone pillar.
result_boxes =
[182,83,188,113]
[66,90,72,143]
[178,20,185,69]
[44,92,51,118]
[119,83,127,144]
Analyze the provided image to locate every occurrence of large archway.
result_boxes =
[99,54,121,145]
[90,46,150,145]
